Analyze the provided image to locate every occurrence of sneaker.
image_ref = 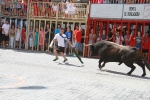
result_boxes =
[63,59,68,63]
[53,58,58,61]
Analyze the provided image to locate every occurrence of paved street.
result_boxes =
[0,49,150,100]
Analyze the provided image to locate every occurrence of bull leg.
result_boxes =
[124,62,136,75]
[100,61,106,70]
[98,58,103,70]
[136,61,146,77]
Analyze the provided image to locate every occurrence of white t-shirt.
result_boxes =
[2,24,10,34]
[54,33,67,47]
[115,36,124,44]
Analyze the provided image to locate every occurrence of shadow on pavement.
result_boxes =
[56,62,84,67]
[18,86,47,90]
[100,70,150,80]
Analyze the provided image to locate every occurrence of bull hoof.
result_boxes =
[141,74,146,77]
[127,72,131,75]
[99,66,102,70]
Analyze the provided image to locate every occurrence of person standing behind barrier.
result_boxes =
[21,26,26,49]
[129,29,135,47]
[29,26,34,50]
[34,28,39,50]
[54,24,61,48]
[15,25,21,49]
[142,32,150,60]
[73,25,79,46]
[135,30,142,50]
[2,20,10,48]
[0,24,2,47]
[45,24,50,52]
[64,26,72,55]
[39,27,45,51]
[74,27,82,55]
[10,25,15,49]
[88,29,96,57]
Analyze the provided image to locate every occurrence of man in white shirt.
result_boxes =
[2,20,10,48]
[51,28,74,63]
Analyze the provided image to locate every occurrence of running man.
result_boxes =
[51,28,74,63]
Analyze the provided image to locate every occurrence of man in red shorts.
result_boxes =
[142,32,150,61]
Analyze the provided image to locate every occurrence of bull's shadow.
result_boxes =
[98,69,150,80]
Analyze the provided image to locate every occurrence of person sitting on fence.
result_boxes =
[10,25,15,49]
[52,2,57,17]
[17,0,22,16]
[142,32,150,60]
[22,0,28,16]
[65,0,75,19]
[34,27,39,50]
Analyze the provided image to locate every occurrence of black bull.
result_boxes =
[84,40,150,77]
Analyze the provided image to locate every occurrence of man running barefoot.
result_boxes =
[51,28,74,63]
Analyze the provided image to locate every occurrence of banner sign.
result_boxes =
[90,4,123,19]
[90,4,150,20]
[123,4,150,19]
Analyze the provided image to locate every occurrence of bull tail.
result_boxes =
[143,57,150,71]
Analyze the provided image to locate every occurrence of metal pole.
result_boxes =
[25,0,30,50]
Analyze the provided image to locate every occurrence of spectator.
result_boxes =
[39,26,45,51]
[0,24,2,47]
[54,24,61,49]
[108,28,113,42]
[22,26,26,48]
[88,29,96,57]
[65,0,75,19]
[29,26,34,50]
[74,27,82,54]
[135,30,142,50]
[80,28,86,55]
[2,20,10,48]
[126,0,134,4]
[54,24,61,35]
[12,0,17,16]
[73,25,79,45]
[129,29,136,47]
[101,29,107,40]
[17,1,22,16]
[22,0,28,16]
[124,30,130,46]
[115,30,124,45]
[64,26,72,55]
[45,24,50,51]
[15,25,21,49]
[10,25,15,49]
[96,31,100,42]
[34,27,39,50]
[1,0,5,14]
[142,32,150,60]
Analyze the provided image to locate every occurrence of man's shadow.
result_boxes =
[56,62,84,67]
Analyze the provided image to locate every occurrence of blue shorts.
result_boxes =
[75,42,82,51]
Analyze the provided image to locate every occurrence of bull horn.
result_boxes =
[83,43,92,46]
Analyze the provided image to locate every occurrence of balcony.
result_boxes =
[29,2,88,21]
